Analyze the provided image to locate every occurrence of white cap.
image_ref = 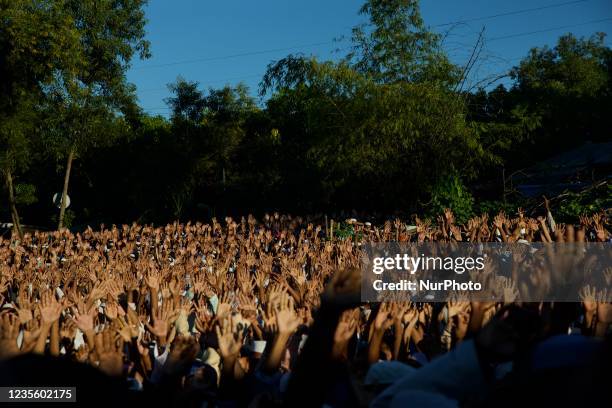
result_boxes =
[249,340,267,354]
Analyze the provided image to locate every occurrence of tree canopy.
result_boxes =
[1,0,610,230]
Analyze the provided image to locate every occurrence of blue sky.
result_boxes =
[127,0,612,116]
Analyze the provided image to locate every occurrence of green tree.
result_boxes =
[46,0,150,229]
[261,56,490,211]
[0,0,81,237]
[164,79,258,218]
[510,33,612,160]
[0,100,35,238]
[166,78,206,123]
[259,0,483,211]
[41,91,128,228]
[427,173,474,224]
[465,84,541,199]
[346,0,459,85]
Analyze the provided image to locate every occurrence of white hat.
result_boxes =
[201,347,221,385]
[249,340,267,354]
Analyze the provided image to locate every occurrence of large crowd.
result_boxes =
[0,208,610,407]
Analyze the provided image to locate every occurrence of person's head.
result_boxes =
[185,362,219,392]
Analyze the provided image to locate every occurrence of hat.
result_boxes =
[248,340,267,354]
[200,347,221,385]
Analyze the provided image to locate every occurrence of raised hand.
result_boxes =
[595,224,608,242]
[116,315,140,342]
[216,292,232,320]
[578,215,590,226]
[449,225,462,241]
[237,292,257,316]
[334,309,358,344]
[15,288,34,324]
[493,213,505,230]
[194,298,213,334]
[163,335,199,377]
[321,267,361,307]
[447,295,470,318]
[21,322,41,354]
[87,281,107,305]
[168,278,181,298]
[402,305,419,325]
[579,285,598,314]
[146,301,178,344]
[160,282,173,299]
[104,301,124,320]
[73,305,97,333]
[95,329,123,377]
[276,293,300,335]
[502,278,519,304]
[373,302,394,332]
[604,267,612,286]
[596,288,612,324]
[145,270,160,291]
[0,312,20,359]
[444,208,455,224]
[60,319,77,340]
[75,344,91,364]
[215,315,244,359]
[288,266,307,287]
[104,280,124,300]
[266,285,285,314]
[38,291,63,325]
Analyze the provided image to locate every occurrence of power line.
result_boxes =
[463,17,612,89]
[140,14,611,108]
[488,17,612,41]
[443,15,612,90]
[443,17,612,61]
[434,0,589,27]
[135,3,610,110]
[138,15,612,82]
[132,41,338,70]
[132,1,595,72]
[137,73,264,93]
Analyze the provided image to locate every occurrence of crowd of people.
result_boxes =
[0,208,610,407]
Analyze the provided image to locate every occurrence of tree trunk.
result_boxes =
[57,147,75,230]
[5,168,23,240]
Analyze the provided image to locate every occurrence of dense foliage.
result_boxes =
[1,0,611,231]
